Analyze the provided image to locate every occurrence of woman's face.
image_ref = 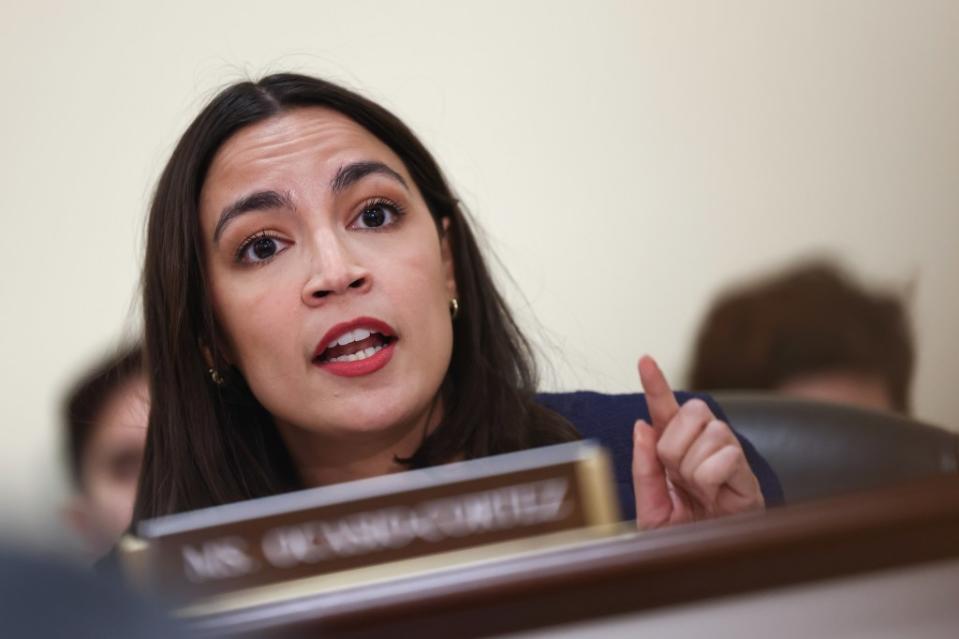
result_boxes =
[199,108,456,444]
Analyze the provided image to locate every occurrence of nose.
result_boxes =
[301,231,371,305]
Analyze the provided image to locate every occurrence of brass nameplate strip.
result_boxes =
[130,441,620,602]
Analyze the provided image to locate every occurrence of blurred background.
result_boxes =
[1,0,956,550]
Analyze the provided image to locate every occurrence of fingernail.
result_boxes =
[633,419,648,443]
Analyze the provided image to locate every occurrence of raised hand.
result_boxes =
[632,355,764,529]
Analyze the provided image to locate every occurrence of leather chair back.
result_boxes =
[713,392,959,503]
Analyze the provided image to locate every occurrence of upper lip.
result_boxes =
[313,316,397,359]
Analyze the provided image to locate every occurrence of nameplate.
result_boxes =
[126,441,620,602]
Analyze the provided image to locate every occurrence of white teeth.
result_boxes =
[333,327,375,347]
[327,343,385,363]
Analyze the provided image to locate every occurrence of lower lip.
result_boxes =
[315,341,396,377]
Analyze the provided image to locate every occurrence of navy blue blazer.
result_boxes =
[536,391,784,521]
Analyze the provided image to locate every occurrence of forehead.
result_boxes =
[203,107,404,191]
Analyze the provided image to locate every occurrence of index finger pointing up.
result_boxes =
[638,355,680,434]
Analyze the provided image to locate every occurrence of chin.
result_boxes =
[298,390,436,439]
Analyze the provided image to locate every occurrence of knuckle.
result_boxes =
[678,399,714,427]
[693,462,724,488]
[720,442,745,462]
[656,439,681,469]
[680,460,700,487]
[679,450,701,480]
[680,398,709,418]
[705,419,732,440]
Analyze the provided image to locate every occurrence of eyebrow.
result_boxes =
[212,162,408,244]
[330,161,408,194]
[213,190,293,244]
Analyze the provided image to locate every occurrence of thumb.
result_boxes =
[632,419,673,530]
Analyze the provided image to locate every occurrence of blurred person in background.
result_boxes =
[689,261,914,413]
[63,344,148,558]
[0,545,189,638]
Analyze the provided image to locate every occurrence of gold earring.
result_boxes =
[208,368,225,385]
[449,297,460,319]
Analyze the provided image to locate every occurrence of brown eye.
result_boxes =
[237,233,291,264]
[253,237,277,259]
[351,199,404,230]
[361,205,387,228]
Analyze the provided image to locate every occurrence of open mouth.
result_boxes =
[315,328,397,364]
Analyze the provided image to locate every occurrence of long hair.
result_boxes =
[133,74,578,523]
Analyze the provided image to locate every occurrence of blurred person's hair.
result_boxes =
[689,261,914,412]
[63,344,144,489]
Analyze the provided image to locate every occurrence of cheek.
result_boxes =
[387,240,452,318]
[85,474,135,532]
[387,243,455,374]
[211,268,303,370]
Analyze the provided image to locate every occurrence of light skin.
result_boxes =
[633,355,764,528]
[200,107,764,525]
[777,370,894,412]
[65,376,149,556]
[200,108,456,487]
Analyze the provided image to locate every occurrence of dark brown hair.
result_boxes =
[63,344,144,489]
[133,74,577,523]
[689,261,914,411]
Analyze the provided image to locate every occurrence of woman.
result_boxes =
[134,73,779,531]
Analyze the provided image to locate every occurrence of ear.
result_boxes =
[200,337,234,368]
[200,342,216,370]
[440,217,458,300]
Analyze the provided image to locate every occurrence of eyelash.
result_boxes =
[234,230,286,265]
[351,197,407,230]
[231,197,406,265]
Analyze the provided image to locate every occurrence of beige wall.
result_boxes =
[1,0,956,546]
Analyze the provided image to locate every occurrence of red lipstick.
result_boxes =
[313,317,397,378]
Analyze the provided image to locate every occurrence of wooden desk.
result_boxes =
[188,474,959,638]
